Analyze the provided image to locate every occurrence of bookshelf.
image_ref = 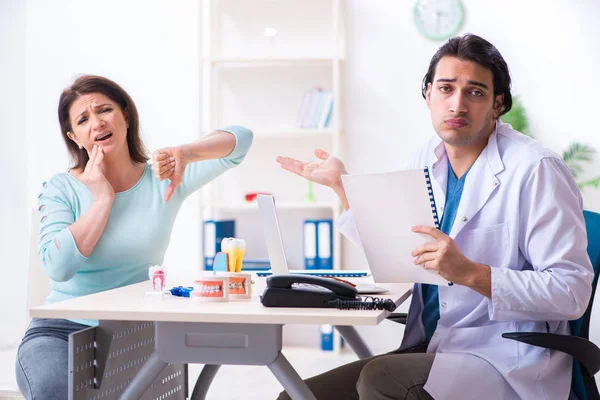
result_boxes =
[200,0,346,275]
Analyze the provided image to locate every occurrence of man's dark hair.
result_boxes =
[421,33,512,116]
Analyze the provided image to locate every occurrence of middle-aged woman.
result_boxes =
[15,74,253,400]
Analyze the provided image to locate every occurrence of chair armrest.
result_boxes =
[387,312,407,325]
[502,332,600,375]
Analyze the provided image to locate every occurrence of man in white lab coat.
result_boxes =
[276,33,593,400]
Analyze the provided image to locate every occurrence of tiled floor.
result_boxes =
[0,345,358,399]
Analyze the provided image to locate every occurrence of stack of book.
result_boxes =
[295,87,334,129]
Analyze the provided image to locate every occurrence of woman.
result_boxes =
[15,75,253,399]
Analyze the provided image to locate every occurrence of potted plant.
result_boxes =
[503,96,600,189]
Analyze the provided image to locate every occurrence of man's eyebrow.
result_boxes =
[75,104,112,120]
[435,78,489,90]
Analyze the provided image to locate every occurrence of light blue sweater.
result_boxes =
[36,126,253,325]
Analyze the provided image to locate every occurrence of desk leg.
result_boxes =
[268,352,317,400]
[190,364,221,400]
[120,352,168,400]
[334,325,373,359]
[155,322,318,400]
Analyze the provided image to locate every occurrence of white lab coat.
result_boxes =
[337,121,593,400]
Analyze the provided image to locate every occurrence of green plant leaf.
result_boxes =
[578,176,600,190]
[499,93,598,190]
[562,142,595,163]
[563,142,596,179]
[502,96,530,136]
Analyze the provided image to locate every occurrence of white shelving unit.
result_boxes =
[200,0,346,274]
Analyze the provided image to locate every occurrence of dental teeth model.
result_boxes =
[148,265,167,291]
[192,276,229,302]
[221,238,246,272]
[214,272,253,300]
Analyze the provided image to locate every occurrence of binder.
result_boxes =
[317,220,333,269]
[320,324,334,351]
[203,220,235,270]
[423,168,451,285]
[303,220,318,269]
[424,167,441,229]
[303,219,334,270]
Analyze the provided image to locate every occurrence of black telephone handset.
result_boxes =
[260,274,396,311]
[260,274,357,308]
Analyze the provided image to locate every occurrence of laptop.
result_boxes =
[256,194,388,294]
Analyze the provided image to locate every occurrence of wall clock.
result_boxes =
[413,0,465,41]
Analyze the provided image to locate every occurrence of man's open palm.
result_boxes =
[276,148,347,188]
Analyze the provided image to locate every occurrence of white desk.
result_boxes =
[31,279,412,400]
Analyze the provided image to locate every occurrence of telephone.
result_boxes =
[260,274,396,311]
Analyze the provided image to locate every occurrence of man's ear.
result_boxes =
[425,83,432,110]
[493,94,504,118]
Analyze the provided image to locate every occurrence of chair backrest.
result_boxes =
[574,211,600,336]
[570,210,600,400]
[24,209,51,329]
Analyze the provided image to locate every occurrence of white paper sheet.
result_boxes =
[342,169,450,286]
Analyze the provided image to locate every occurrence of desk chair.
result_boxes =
[25,209,51,329]
[387,210,600,400]
[6,211,52,399]
[503,210,600,400]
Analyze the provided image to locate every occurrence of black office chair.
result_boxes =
[388,210,600,400]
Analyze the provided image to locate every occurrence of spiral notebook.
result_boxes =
[341,168,450,286]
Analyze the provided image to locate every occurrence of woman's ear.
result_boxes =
[123,108,129,128]
[67,132,83,150]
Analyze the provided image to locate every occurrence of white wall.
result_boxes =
[24,0,203,283]
[343,0,600,352]
[3,0,599,352]
[0,0,28,348]
[1,0,201,347]
[343,0,600,269]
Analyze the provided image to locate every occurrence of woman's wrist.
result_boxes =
[178,144,193,165]
[94,195,114,206]
[179,131,236,164]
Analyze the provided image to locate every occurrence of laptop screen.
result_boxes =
[257,194,289,274]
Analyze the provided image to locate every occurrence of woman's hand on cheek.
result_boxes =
[81,145,114,202]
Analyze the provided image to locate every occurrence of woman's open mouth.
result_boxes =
[95,132,113,142]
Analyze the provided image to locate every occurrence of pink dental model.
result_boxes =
[148,265,167,291]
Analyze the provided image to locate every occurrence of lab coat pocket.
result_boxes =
[462,223,509,269]
[446,322,519,373]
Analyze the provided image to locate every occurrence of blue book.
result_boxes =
[317,92,334,129]
[203,220,235,270]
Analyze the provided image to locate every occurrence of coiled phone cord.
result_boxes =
[327,296,397,312]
